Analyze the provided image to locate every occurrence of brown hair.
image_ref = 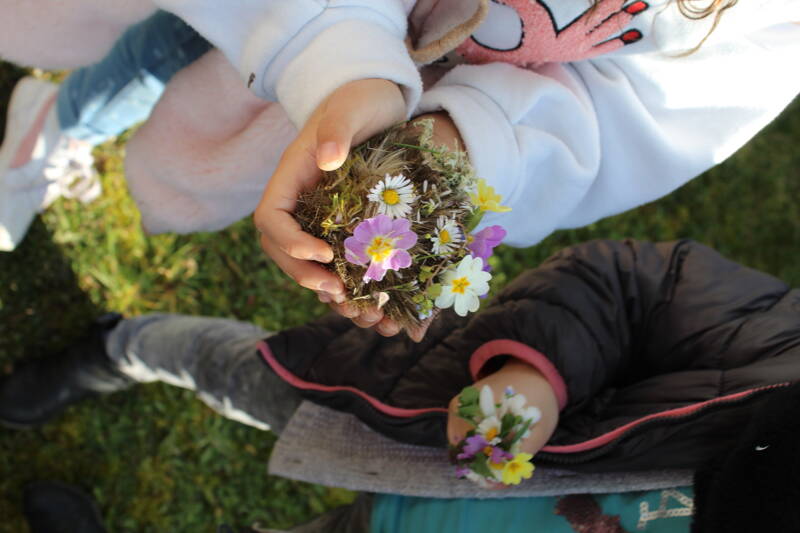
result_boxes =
[675,0,738,52]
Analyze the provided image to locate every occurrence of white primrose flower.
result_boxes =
[431,216,462,255]
[477,415,502,445]
[367,173,417,218]
[500,393,527,418]
[479,384,496,418]
[522,406,542,425]
[435,255,491,316]
[464,469,497,487]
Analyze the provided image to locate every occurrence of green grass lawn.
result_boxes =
[0,62,799,531]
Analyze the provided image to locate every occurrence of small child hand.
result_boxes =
[447,359,560,487]
[253,78,405,320]
[255,84,466,341]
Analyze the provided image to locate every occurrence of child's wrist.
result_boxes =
[411,112,464,152]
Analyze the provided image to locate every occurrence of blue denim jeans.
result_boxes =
[56,11,212,145]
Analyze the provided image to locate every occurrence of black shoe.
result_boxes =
[23,481,106,533]
[0,313,132,428]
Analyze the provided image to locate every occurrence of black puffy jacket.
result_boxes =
[260,240,800,472]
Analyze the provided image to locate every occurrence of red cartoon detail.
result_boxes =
[457,0,648,68]
[624,1,648,15]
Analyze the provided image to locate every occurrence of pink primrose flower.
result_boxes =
[490,447,514,464]
[467,226,507,270]
[344,215,418,282]
[455,466,472,478]
[457,434,490,460]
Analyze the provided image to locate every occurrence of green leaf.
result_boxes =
[470,456,494,479]
[459,386,479,405]
[500,413,516,436]
[507,418,534,448]
[464,209,485,233]
[426,283,442,298]
[458,404,480,421]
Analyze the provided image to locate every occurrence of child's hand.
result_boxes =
[447,359,560,488]
[255,80,465,341]
[253,78,405,327]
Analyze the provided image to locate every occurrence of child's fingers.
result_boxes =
[406,310,438,342]
[329,302,399,333]
[327,301,383,325]
[374,316,400,336]
[269,137,326,205]
[447,396,474,445]
[316,79,406,171]
[353,309,385,328]
[255,160,333,263]
[329,301,361,318]
[254,133,335,263]
[315,98,373,171]
[316,113,354,172]
[260,234,344,295]
[256,205,333,261]
[314,86,364,171]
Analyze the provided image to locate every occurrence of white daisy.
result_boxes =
[435,255,492,316]
[367,174,417,218]
[477,415,502,445]
[431,216,462,255]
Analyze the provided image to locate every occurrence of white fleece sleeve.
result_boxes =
[417,23,800,247]
[155,0,421,127]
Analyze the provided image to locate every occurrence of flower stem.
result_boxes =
[392,142,446,155]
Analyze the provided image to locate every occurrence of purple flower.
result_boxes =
[490,447,514,464]
[344,215,418,282]
[457,434,489,460]
[467,226,506,271]
[455,466,471,478]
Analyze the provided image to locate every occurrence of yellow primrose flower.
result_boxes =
[470,179,511,213]
[501,453,534,485]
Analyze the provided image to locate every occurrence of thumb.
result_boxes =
[315,80,406,171]
[315,104,359,172]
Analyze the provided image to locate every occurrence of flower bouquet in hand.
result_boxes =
[293,119,511,330]
[451,385,541,487]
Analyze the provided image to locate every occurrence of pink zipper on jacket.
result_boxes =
[257,339,789,455]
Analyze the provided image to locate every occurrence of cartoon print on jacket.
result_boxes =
[457,0,649,68]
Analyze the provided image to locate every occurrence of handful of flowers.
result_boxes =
[451,385,541,487]
[294,119,510,329]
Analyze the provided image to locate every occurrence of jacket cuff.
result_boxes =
[469,339,568,411]
[416,74,525,242]
[255,15,421,128]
